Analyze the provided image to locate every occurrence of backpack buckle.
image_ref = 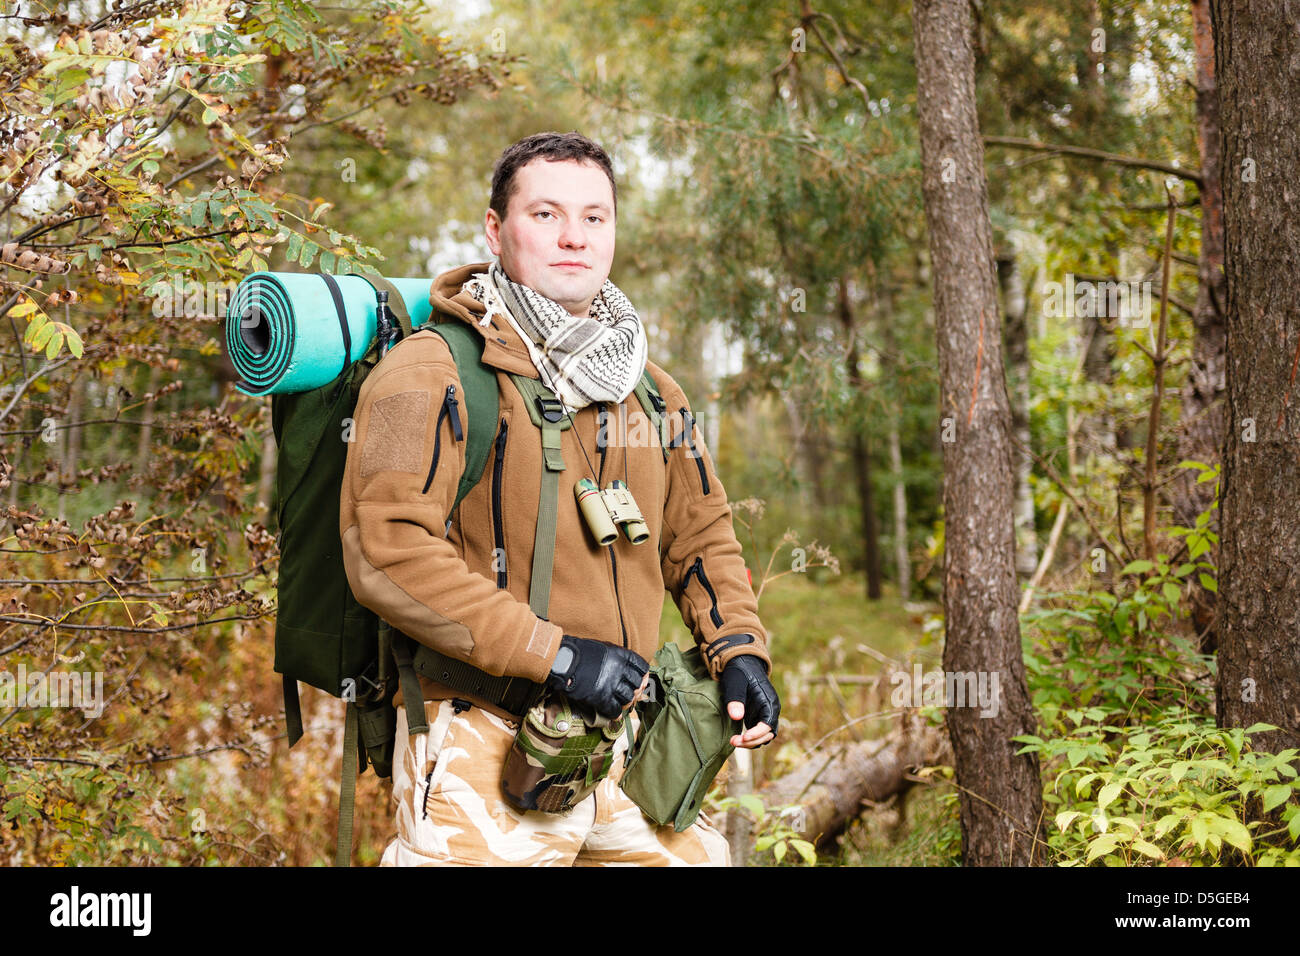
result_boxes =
[535,395,565,423]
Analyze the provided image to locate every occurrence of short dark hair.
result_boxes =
[489,131,617,221]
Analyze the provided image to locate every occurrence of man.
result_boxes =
[340,131,779,866]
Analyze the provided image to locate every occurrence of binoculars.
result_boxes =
[575,478,649,546]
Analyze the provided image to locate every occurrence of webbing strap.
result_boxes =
[409,643,541,717]
[390,631,429,736]
[282,674,304,747]
[354,274,414,339]
[632,371,671,462]
[507,373,568,621]
[318,272,350,378]
[335,702,359,867]
[531,458,560,620]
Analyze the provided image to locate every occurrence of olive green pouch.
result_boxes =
[620,642,740,832]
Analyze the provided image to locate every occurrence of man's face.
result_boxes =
[485,157,616,317]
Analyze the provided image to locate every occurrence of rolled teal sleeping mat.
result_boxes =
[225,272,437,396]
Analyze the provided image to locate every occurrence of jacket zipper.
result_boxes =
[678,407,710,495]
[421,385,462,494]
[596,403,630,649]
[683,556,723,628]
[491,418,508,589]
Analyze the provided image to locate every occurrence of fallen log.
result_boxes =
[756,712,949,848]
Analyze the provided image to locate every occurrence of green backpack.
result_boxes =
[270,273,499,866]
[269,273,675,865]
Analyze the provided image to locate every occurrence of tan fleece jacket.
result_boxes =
[339,262,770,715]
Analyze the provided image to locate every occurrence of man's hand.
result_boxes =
[721,652,780,749]
[547,635,649,718]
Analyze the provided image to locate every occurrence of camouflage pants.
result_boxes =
[379,698,730,866]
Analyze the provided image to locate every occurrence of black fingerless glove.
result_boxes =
[547,635,649,719]
[721,653,780,738]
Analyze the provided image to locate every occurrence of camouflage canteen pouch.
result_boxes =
[500,689,625,813]
[620,641,740,832]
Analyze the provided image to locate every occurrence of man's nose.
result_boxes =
[558,218,586,248]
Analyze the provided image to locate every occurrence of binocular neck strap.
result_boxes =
[508,373,570,621]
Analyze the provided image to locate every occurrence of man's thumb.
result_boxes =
[727,700,745,721]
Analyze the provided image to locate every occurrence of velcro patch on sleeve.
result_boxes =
[360,389,430,478]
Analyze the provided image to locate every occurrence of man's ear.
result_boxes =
[484,208,503,256]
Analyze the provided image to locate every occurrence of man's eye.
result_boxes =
[586,216,603,224]
[535,211,554,220]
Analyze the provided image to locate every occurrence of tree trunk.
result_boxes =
[134,364,162,476]
[758,712,948,847]
[998,252,1037,577]
[59,372,86,522]
[888,422,911,602]
[838,277,883,600]
[1173,0,1227,653]
[1210,0,1300,757]
[881,296,913,602]
[912,0,1045,865]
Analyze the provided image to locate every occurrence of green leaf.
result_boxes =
[1244,723,1279,735]
[319,251,335,274]
[1219,817,1251,853]
[1055,810,1082,832]
[1131,839,1164,860]
[29,322,55,351]
[772,841,786,863]
[1121,560,1154,575]
[1086,833,1121,863]
[286,232,303,262]
[1153,813,1183,839]
[791,839,817,865]
[1199,573,1217,593]
[1098,782,1123,811]
[299,240,317,268]
[1075,772,1099,797]
[1190,814,1209,849]
[1174,563,1195,577]
[1289,811,1300,843]
[737,794,765,818]
[64,328,83,359]
[1162,582,1181,605]
[1262,785,1293,813]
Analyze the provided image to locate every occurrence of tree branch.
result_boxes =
[984,136,1202,186]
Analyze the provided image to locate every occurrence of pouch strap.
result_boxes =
[389,629,429,736]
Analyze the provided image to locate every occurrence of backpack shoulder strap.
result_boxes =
[633,368,671,462]
[426,321,498,510]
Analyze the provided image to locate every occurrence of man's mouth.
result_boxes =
[553,262,588,269]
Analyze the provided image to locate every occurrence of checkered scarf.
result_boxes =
[461,261,648,412]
